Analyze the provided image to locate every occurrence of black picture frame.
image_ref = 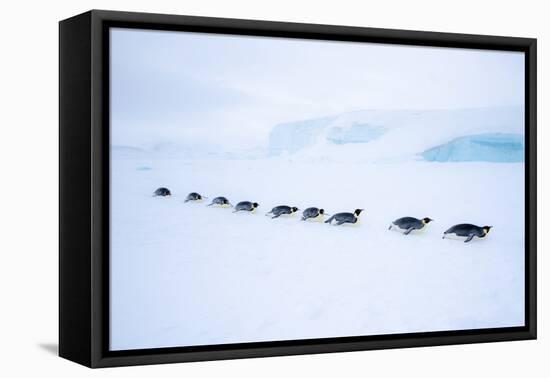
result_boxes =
[59,9,537,368]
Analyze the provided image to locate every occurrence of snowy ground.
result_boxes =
[110,155,525,351]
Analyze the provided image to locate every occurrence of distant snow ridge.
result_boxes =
[268,107,524,162]
[421,133,525,162]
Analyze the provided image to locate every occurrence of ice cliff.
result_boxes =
[268,107,524,162]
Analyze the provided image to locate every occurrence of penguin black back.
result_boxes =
[153,187,171,196]
[208,196,232,207]
[325,209,364,225]
[233,201,259,212]
[185,192,205,202]
[267,205,299,218]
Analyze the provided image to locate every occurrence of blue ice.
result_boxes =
[326,123,386,144]
[268,116,336,156]
[421,133,525,162]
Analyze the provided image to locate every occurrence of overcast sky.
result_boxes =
[110,27,525,149]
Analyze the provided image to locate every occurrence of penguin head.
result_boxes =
[354,209,364,216]
[291,207,299,213]
[197,194,202,200]
[422,217,433,224]
[252,202,259,208]
[483,226,492,234]
[319,209,325,215]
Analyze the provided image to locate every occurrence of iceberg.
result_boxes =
[326,123,386,144]
[267,107,524,162]
[268,115,336,156]
[421,133,525,162]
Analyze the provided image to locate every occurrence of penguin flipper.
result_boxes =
[271,214,281,219]
[404,227,414,235]
[388,224,392,230]
[301,217,306,221]
[324,216,335,224]
[464,234,475,243]
[335,220,346,226]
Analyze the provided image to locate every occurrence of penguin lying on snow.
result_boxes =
[208,196,232,207]
[325,209,364,225]
[443,224,492,243]
[233,201,259,213]
[266,205,299,219]
[301,207,328,221]
[389,217,433,235]
[185,192,206,202]
[153,187,171,197]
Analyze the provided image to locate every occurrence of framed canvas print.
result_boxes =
[59,10,537,368]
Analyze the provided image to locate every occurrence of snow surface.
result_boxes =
[110,153,525,350]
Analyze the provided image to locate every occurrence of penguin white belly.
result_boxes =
[390,225,408,233]
[309,214,324,222]
[279,212,297,218]
[443,233,470,241]
[414,226,428,233]
[212,203,231,208]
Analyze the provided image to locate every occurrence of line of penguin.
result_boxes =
[153,187,492,243]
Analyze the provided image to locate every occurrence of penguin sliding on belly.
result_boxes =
[443,224,492,243]
[325,209,364,226]
[185,192,207,203]
[389,217,433,235]
[208,196,233,207]
[266,205,299,219]
[301,207,328,221]
[233,201,259,213]
[153,187,171,197]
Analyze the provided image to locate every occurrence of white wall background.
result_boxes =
[0,0,546,376]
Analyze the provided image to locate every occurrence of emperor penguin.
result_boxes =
[233,201,259,213]
[185,192,207,203]
[389,217,433,235]
[301,207,328,221]
[324,209,364,226]
[266,205,299,219]
[443,224,492,243]
[208,196,233,207]
[153,187,171,197]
